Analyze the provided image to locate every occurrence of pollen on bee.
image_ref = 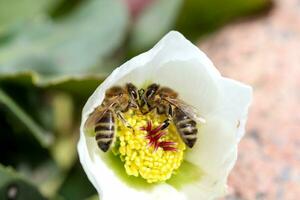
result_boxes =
[115,109,186,183]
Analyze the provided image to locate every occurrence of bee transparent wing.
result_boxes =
[84,106,108,136]
[163,97,206,124]
[84,97,119,136]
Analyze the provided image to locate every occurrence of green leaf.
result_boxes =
[0,86,87,197]
[0,0,128,82]
[0,115,76,198]
[0,0,62,35]
[176,0,272,39]
[0,71,105,97]
[34,160,68,198]
[0,164,46,200]
[58,162,96,200]
[0,88,53,147]
[129,0,183,52]
[85,194,99,200]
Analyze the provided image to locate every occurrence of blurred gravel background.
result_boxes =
[199,0,300,199]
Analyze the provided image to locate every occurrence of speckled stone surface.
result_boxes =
[199,0,300,199]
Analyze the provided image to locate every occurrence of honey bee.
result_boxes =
[84,83,139,152]
[139,83,205,148]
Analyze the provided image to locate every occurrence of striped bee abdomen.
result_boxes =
[94,110,115,152]
[173,107,198,148]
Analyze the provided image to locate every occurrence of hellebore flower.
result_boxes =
[78,31,252,200]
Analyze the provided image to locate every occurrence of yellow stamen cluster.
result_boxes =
[116,110,186,183]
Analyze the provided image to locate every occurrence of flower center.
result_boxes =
[115,110,186,183]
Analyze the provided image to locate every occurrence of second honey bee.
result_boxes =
[84,83,139,152]
[139,83,205,148]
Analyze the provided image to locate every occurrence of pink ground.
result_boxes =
[199,0,300,199]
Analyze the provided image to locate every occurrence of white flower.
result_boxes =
[77,31,252,200]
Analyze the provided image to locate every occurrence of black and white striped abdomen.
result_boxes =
[94,110,115,152]
[173,107,198,148]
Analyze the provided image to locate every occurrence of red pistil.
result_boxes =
[149,125,164,135]
[161,146,177,152]
[158,142,177,152]
[140,120,177,152]
[140,120,152,132]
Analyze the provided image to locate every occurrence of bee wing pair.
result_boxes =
[163,96,206,124]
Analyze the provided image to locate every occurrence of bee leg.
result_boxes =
[167,104,174,117]
[116,111,135,132]
[156,104,174,131]
[159,119,170,130]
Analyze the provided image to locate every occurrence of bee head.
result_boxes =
[139,83,160,110]
[126,83,139,109]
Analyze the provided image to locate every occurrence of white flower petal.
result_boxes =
[82,31,222,117]
[218,78,253,141]
[78,31,252,200]
[78,134,185,200]
[184,78,252,198]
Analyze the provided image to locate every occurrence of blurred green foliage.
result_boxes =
[0,165,46,199]
[0,0,62,34]
[128,0,183,53]
[0,0,128,82]
[176,0,272,39]
[0,0,271,199]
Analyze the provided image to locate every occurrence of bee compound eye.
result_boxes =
[126,83,138,99]
[146,88,156,98]
[131,90,138,99]
[146,84,159,98]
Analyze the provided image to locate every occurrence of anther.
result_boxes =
[117,111,185,183]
